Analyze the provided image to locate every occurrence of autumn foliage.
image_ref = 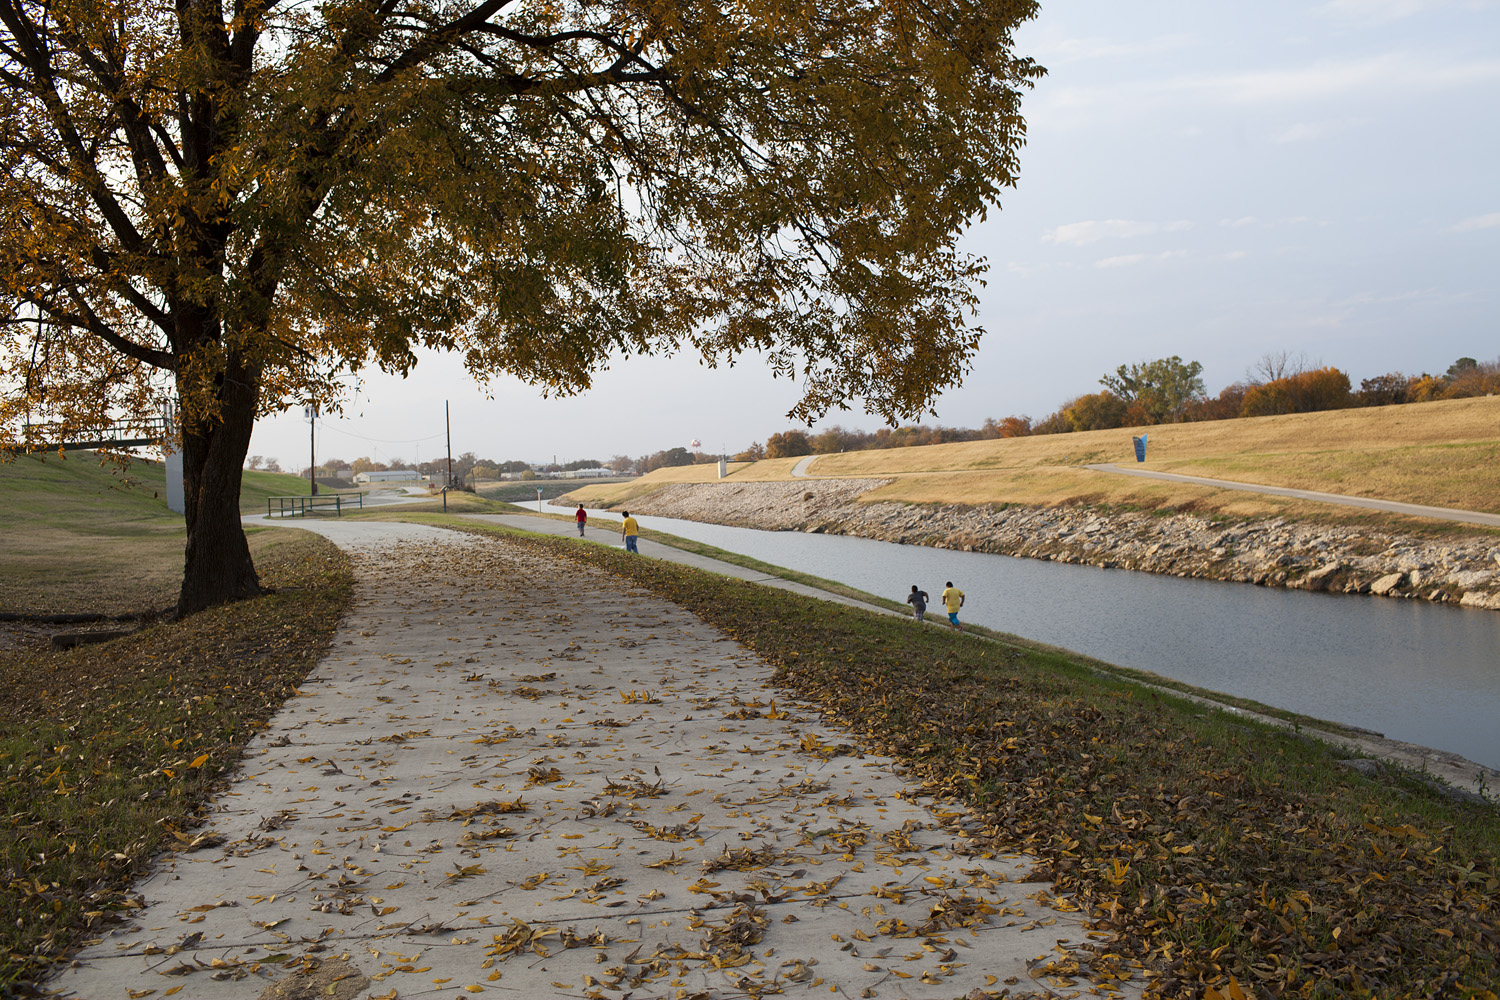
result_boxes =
[736,352,1496,458]
[1,0,1045,613]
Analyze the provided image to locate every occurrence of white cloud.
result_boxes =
[1037,53,1500,123]
[1044,219,1193,246]
[1315,0,1492,26]
[1039,33,1197,64]
[1200,54,1500,104]
[1095,251,1186,268]
[1225,250,1250,260]
[1276,122,1327,142]
[1450,211,1500,231]
[1220,217,1259,228]
[1318,0,1434,22]
[1274,117,1372,143]
[1287,309,1356,329]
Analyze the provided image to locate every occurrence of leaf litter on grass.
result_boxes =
[0,531,353,989]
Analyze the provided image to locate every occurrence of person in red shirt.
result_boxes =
[575,504,587,536]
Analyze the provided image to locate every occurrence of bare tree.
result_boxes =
[1247,351,1313,386]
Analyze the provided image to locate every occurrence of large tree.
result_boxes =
[1100,356,1206,425]
[0,0,1042,615]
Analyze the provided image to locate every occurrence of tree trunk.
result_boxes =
[176,347,263,617]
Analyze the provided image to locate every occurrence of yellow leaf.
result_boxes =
[464,987,484,994]
[165,989,183,997]
[189,754,210,769]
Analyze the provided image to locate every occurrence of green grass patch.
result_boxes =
[238,468,328,514]
[0,529,352,990]
[432,518,1498,999]
[0,455,183,616]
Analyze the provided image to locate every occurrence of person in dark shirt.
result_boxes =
[906,585,929,622]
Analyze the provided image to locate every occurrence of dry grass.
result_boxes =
[0,530,184,617]
[563,460,800,506]
[857,468,1297,516]
[1153,441,1500,512]
[0,455,183,616]
[670,398,1500,521]
[809,397,1500,477]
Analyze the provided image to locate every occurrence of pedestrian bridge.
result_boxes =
[3,417,169,452]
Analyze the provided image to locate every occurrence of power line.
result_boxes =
[317,424,446,446]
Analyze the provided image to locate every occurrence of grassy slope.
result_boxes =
[566,397,1500,531]
[0,455,183,616]
[239,468,326,513]
[0,462,352,989]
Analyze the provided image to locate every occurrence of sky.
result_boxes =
[247,0,1500,471]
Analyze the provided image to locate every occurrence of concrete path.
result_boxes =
[52,519,1140,1000]
[790,457,816,478]
[1086,463,1500,528]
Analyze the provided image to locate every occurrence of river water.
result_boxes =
[553,504,1500,769]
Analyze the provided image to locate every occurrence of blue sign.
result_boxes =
[1132,434,1147,463]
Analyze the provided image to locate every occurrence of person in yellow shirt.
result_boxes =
[620,510,640,553]
[939,581,964,631]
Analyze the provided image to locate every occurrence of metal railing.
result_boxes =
[266,492,364,518]
[3,417,169,451]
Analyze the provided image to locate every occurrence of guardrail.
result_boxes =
[266,493,364,518]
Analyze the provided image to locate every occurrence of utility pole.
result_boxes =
[445,401,454,488]
[305,405,317,496]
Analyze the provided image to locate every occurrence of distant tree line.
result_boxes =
[246,451,623,482]
[246,352,1498,474]
[732,351,1500,458]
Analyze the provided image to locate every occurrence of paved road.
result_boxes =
[1085,463,1500,527]
[54,518,1135,999]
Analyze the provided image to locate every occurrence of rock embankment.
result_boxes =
[618,479,1500,610]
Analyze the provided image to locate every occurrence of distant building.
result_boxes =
[558,468,614,479]
[353,469,421,484]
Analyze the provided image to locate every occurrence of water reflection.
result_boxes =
[551,503,1500,769]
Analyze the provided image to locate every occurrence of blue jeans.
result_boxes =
[624,535,638,553]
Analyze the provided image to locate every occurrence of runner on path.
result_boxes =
[906,584,929,622]
[941,580,965,631]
